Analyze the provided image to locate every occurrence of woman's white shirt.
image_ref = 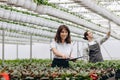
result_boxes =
[50,40,73,59]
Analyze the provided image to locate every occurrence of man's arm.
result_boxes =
[98,31,111,44]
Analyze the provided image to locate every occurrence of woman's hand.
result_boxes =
[69,57,77,62]
[61,54,69,59]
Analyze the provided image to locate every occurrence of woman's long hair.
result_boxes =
[54,25,71,43]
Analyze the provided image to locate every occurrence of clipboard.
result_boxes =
[66,56,83,61]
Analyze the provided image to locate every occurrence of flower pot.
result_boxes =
[15,13,21,21]
[16,0,25,7]
[7,0,17,5]
[15,25,21,32]
[38,18,45,26]
[27,16,34,24]
[9,11,17,20]
[15,25,19,31]
[10,24,15,31]
[3,10,11,19]
[23,0,32,9]
[0,8,4,18]
[21,14,27,22]
[0,0,8,2]
[26,15,32,23]
[0,22,3,28]
[30,16,36,24]
[10,24,16,30]
[2,22,8,29]
[36,5,47,14]
[35,18,40,25]
[115,69,120,79]
[30,2,37,11]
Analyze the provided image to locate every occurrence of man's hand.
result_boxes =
[107,31,111,37]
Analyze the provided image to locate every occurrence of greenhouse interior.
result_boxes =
[0,0,120,80]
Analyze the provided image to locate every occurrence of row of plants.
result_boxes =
[2,0,120,40]
[0,19,54,37]
[0,59,120,80]
[0,4,85,31]
[3,0,111,38]
[0,5,84,41]
[32,0,116,38]
[0,5,84,37]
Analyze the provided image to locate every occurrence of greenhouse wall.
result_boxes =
[0,38,120,60]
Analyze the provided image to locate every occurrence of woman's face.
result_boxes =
[60,28,68,41]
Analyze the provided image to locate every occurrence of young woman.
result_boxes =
[83,30,110,63]
[50,25,73,68]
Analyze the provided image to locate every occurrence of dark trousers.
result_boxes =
[51,58,69,68]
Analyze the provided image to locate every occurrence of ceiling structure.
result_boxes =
[0,0,120,45]
[49,0,120,33]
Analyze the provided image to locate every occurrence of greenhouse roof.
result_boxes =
[49,0,120,34]
[0,0,120,44]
